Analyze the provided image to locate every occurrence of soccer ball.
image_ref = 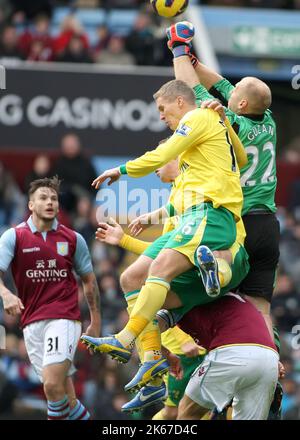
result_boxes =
[150,0,189,18]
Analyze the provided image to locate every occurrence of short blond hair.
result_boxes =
[153,80,195,105]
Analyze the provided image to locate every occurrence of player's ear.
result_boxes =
[239,99,248,111]
[177,96,184,108]
[28,199,34,213]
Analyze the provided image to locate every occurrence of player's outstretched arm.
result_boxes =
[96,218,125,246]
[173,55,200,89]
[0,272,24,316]
[96,218,151,255]
[193,61,223,91]
[129,207,168,237]
[166,21,223,90]
[92,167,121,189]
[81,272,101,338]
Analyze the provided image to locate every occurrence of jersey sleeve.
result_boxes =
[119,234,150,255]
[211,78,235,103]
[73,233,93,276]
[193,83,215,106]
[0,228,16,272]
[122,110,209,178]
[207,78,240,128]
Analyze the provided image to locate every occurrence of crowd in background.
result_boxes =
[0,132,300,419]
[0,0,299,67]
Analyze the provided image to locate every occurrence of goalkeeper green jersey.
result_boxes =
[194,80,277,216]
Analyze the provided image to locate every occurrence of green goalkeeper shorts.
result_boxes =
[164,354,205,407]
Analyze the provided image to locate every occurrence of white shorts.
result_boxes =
[185,345,279,420]
[23,319,82,383]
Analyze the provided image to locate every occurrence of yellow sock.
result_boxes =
[124,291,163,367]
[216,257,232,287]
[135,336,144,364]
[117,278,170,347]
[152,409,166,420]
[124,290,139,316]
[118,290,142,349]
[137,316,163,365]
[142,327,161,361]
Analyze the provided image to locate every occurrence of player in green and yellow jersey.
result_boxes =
[83,140,249,412]
[166,20,282,417]
[81,79,246,390]
[92,206,248,413]
[167,21,280,343]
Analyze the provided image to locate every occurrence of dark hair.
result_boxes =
[28,176,61,198]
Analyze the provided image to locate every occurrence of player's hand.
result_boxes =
[82,324,100,356]
[166,352,183,380]
[278,361,286,379]
[181,341,206,358]
[92,167,121,189]
[96,218,124,245]
[2,292,24,316]
[201,99,226,122]
[128,213,151,237]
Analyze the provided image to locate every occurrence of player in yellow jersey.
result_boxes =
[82,80,245,398]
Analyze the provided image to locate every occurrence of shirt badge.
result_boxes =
[175,123,192,137]
[57,242,69,256]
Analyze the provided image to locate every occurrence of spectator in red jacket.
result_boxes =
[54,15,89,58]
[18,14,54,60]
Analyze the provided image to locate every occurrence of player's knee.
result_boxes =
[162,405,178,420]
[43,379,65,401]
[120,267,138,292]
[149,257,172,280]
[120,264,148,293]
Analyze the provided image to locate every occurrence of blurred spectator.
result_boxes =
[101,0,145,10]
[98,272,126,335]
[202,0,246,5]
[0,24,23,61]
[282,137,300,216]
[0,335,45,419]
[73,196,95,246]
[93,24,111,59]
[281,375,300,419]
[0,314,22,339]
[0,0,12,28]
[126,12,156,66]
[245,0,290,7]
[95,35,135,65]
[54,15,89,58]
[51,133,97,213]
[283,137,300,164]
[56,34,93,63]
[280,219,300,290]
[0,162,25,228]
[272,273,300,331]
[18,14,54,61]
[10,0,53,21]
[24,155,51,192]
[203,0,299,7]
[294,0,300,8]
